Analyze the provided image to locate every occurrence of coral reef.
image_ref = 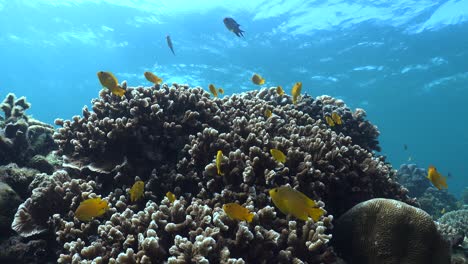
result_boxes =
[0,93,57,171]
[439,209,468,239]
[42,84,414,263]
[333,198,451,264]
[0,182,22,232]
[419,187,459,219]
[396,163,431,197]
[11,84,415,262]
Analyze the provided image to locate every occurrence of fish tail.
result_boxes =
[246,213,254,222]
[308,207,325,222]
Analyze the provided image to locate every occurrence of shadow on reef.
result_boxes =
[1,85,464,263]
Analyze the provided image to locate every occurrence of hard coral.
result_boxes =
[0,93,56,169]
[43,84,414,262]
[333,198,451,264]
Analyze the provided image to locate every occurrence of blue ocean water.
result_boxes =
[0,0,467,196]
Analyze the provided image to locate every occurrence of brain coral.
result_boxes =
[333,198,451,264]
[20,83,416,262]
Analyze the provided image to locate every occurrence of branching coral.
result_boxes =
[18,84,415,262]
[0,93,56,170]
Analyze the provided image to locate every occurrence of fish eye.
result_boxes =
[274,189,278,193]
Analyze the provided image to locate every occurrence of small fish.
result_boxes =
[427,165,448,190]
[276,86,285,96]
[441,208,446,214]
[166,191,176,203]
[223,203,254,222]
[218,88,224,94]
[403,144,408,151]
[325,115,335,127]
[270,148,286,163]
[209,84,218,97]
[74,197,109,221]
[144,71,163,84]
[269,186,325,221]
[97,71,126,97]
[216,150,224,175]
[251,74,265,85]
[166,35,175,55]
[408,156,413,162]
[129,180,145,202]
[264,109,272,118]
[291,82,302,104]
[223,17,244,37]
[331,112,342,125]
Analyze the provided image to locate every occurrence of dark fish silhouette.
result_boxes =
[403,144,408,150]
[223,17,244,37]
[166,35,175,55]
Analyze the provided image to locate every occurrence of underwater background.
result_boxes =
[1,1,468,263]
[1,0,467,197]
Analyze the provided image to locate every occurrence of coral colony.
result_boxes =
[0,83,464,263]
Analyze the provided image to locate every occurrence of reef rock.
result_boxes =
[333,198,451,264]
[0,182,22,232]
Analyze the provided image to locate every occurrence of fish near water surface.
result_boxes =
[223,203,254,222]
[166,35,175,55]
[269,186,325,222]
[223,17,244,37]
[74,197,109,221]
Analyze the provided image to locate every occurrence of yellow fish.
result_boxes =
[166,191,176,203]
[427,165,448,190]
[223,203,254,222]
[325,115,335,126]
[331,112,342,125]
[264,109,272,118]
[276,86,284,96]
[216,150,224,175]
[270,149,286,163]
[129,180,145,202]
[74,197,109,221]
[441,208,446,214]
[291,82,302,104]
[218,88,224,94]
[269,186,325,221]
[97,71,126,97]
[144,71,163,84]
[251,73,265,85]
[209,84,218,97]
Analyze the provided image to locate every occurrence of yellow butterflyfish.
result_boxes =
[209,84,218,97]
[291,82,302,104]
[269,186,325,222]
[276,86,284,96]
[325,115,335,127]
[129,180,145,202]
[218,88,224,94]
[97,71,126,97]
[331,112,342,125]
[427,165,448,190]
[270,148,286,163]
[166,191,176,203]
[251,73,265,85]
[216,150,224,175]
[223,203,254,222]
[144,71,163,84]
[264,109,272,118]
[74,197,109,221]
